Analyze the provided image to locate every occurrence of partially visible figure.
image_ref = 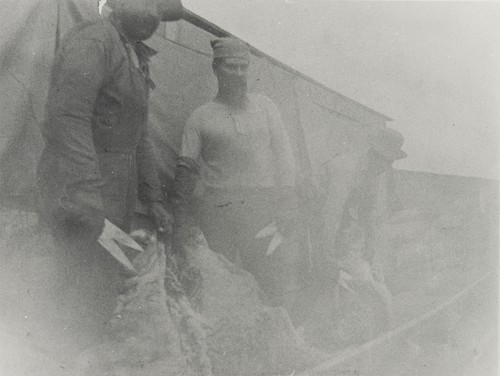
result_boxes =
[301,126,405,346]
[169,37,300,310]
[326,126,406,325]
[335,127,406,280]
[37,0,182,343]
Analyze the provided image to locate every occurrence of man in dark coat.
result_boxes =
[37,0,182,341]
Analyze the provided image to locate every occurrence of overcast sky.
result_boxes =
[182,0,499,179]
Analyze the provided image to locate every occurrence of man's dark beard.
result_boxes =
[219,77,248,107]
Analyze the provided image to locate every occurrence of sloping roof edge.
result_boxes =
[182,9,393,122]
[394,168,500,183]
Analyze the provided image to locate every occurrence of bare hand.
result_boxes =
[148,202,173,234]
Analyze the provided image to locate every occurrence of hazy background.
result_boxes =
[183,0,500,180]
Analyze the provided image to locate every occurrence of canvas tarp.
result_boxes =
[0,0,391,209]
[0,0,98,207]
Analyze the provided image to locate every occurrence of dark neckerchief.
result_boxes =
[132,42,157,90]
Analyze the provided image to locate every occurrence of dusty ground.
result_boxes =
[0,201,496,376]
[0,212,324,376]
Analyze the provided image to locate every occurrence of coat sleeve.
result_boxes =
[45,36,107,221]
[179,112,202,162]
[168,112,202,210]
[136,123,163,204]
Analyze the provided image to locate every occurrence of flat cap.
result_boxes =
[210,37,250,60]
[107,0,183,22]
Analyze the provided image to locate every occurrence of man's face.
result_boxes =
[114,1,160,41]
[214,57,250,93]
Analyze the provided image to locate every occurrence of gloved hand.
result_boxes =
[147,201,173,235]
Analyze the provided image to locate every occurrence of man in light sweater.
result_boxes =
[170,37,299,308]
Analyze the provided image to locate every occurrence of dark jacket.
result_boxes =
[37,19,162,232]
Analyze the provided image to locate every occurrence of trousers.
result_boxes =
[195,188,300,307]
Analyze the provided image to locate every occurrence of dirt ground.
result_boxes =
[0,202,496,376]
[0,213,325,376]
